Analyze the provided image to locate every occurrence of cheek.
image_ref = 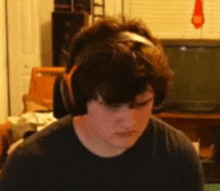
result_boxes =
[133,104,154,127]
[88,106,114,129]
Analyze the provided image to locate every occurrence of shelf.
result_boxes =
[155,112,220,163]
[200,147,214,159]
[154,112,220,131]
[154,112,220,120]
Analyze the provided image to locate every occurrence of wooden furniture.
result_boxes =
[154,112,220,159]
[0,121,13,166]
[23,67,65,112]
[155,112,220,184]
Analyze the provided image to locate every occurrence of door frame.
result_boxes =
[0,0,9,123]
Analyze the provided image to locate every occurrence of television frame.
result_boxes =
[157,39,220,114]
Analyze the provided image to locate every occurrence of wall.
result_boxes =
[105,0,220,40]
[0,0,8,123]
[38,0,53,67]
[105,0,122,19]
[125,0,220,39]
[36,0,220,68]
[6,0,54,116]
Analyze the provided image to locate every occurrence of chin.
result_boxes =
[112,137,138,150]
[111,131,144,148]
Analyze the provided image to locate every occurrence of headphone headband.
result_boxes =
[72,31,155,68]
[116,31,155,48]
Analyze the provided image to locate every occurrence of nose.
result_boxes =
[115,106,135,128]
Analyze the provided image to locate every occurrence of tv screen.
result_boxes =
[159,40,220,114]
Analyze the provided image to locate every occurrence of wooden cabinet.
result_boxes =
[155,112,220,160]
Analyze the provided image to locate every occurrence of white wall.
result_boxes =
[115,0,220,39]
[104,0,220,39]
[7,0,54,116]
[38,0,53,67]
[0,0,8,123]
[105,0,122,18]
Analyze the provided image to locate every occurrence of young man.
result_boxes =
[0,17,204,190]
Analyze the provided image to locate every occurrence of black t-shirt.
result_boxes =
[0,115,204,190]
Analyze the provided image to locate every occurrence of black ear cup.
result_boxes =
[59,78,74,114]
[53,75,70,118]
[53,75,88,118]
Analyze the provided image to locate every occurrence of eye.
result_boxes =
[102,102,129,112]
[105,104,122,111]
[133,103,147,109]
[131,98,153,109]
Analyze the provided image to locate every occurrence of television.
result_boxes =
[158,39,220,114]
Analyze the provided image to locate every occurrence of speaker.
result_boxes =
[75,0,91,13]
[52,12,88,66]
[54,0,72,11]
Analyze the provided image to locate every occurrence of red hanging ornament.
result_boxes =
[192,0,205,29]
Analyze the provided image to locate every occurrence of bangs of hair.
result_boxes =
[74,44,154,106]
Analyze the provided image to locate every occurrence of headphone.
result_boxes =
[53,31,155,118]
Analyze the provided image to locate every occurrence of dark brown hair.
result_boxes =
[66,17,174,108]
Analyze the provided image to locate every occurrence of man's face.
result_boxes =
[83,89,154,152]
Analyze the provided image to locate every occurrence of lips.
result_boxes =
[115,131,136,136]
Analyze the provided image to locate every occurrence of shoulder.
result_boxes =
[149,115,204,190]
[149,115,201,167]
[1,115,74,169]
[18,115,73,149]
[150,115,192,148]
[150,115,181,133]
[0,115,75,189]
